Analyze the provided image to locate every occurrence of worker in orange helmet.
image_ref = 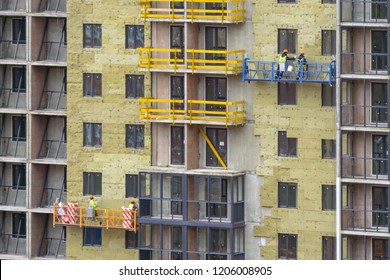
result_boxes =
[276,49,296,80]
[88,195,97,219]
[296,51,307,80]
[128,199,137,211]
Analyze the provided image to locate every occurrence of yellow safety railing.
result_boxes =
[139,0,245,23]
[137,48,244,75]
[139,97,245,126]
[53,203,137,232]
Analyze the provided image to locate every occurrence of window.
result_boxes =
[372,187,388,227]
[83,123,102,147]
[278,234,297,259]
[83,227,102,246]
[278,29,297,54]
[170,26,184,60]
[278,131,297,157]
[210,228,228,253]
[322,236,336,260]
[205,27,227,61]
[171,76,184,110]
[373,239,388,260]
[12,18,26,44]
[373,135,388,175]
[372,83,387,124]
[12,116,26,141]
[83,73,102,97]
[322,84,336,107]
[207,178,228,218]
[322,139,336,159]
[125,231,138,249]
[12,67,26,93]
[171,126,185,165]
[322,0,336,3]
[278,83,296,105]
[12,213,26,238]
[206,128,227,167]
[372,0,388,20]
[83,172,102,196]
[322,185,336,210]
[278,0,296,3]
[83,24,102,48]
[206,77,227,112]
[126,75,144,98]
[12,164,26,190]
[278,182,297,208]
[372,31,387,71]
[171,226,182,260]
[126,25,144,49]
[170,176,183,215]
[322,30,336,56]
[126,125,144,149]
[125,174,138,198]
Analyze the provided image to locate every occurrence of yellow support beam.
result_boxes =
[198,126,227,169]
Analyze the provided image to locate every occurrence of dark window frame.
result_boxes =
[322,139,336,159]
[126,124,145,149]
[206,127,228,167]
[83,227,102,246]
[278,83,297,105]
[12,115,26,142]
[125,74,144,99]
[12,67,26,93]
[322,0,336,3]
[12,164,26,190]
[278,29,298,54]
[170,126,185,166]
[125,25,144,49]
[125,231,138,249]
[83,123,102,147]
[372,238,389,260]
[12,213,26,238]
[321,84,336,107]
[372,134,388,175]
[278,233,297,259]
[12,18,26,44]
[278,0,297,3]
[371,83,388,124]
[83,24,102,48]
[322,236,336,260]
[278,182,297,208]
[322,30,336,56]
[83,172,102,196]
[83,73,102,97]
[322,185,336,210]
[278,131,297,157]
[125,174,138,198]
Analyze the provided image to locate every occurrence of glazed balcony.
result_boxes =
[137,48,244,75]
[139,0,245,23]
[341,0,389,24]
[139,97,245,126]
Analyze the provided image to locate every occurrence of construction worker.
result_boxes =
[128,199,137,211]
[88,195,97,219]
[276,49,296,79]
[296,51,307,80]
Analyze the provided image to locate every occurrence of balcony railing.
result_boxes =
[0,233,26,256]
[139,97,245,125]
[341,0,389,23]
[342,208,389,232]
[38,140,66,160]
[341,52,388,75]
[342,104,389,128]
[0,185,25,206]
[0,40,26,60]
[37,0,67,13]
[0,89,26,109]
[242,58,336,85]
[139,0,245,23]
[342,155,389,180]
[137,48,244,75]
[38,41,67,62]
[38,90,67,111]
[0,137,26,158]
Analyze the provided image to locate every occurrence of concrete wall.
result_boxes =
[66,0,151,259]
[252,0,336,259]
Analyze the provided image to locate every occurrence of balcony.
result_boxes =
[0,88,26,109]
[341,0,389,24]
[35,0,67,13]
[139,97,245,126]
[137,48,244,75]
[0,0,27,12]
[341,52,388,76]
[242,59,336,84]
[53,203,137,232]
[139,0,245,23]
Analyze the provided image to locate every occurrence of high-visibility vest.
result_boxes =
[90,200,97,209]
[279,55,287,63]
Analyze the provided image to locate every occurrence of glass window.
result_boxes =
[126,75,144,99]
[126,125,144,149]
[206,128,227,167]
[83,24,102,48]
[278,131,297,157]
[322,0,336,3]
[322,236,336,260]
[125,231,138,249]
[12,18,26,44]
[170,176,183,215]
[207,178,228,218]
[83,73,102,97]
[126,174,138,198]
[278,234,297,259]
[83,123,102,147]
[12,67,26,93]
[278,29,297,54]
[171,126,185,165]
[373,239,388,260]
[171,76,184,110]
[372,83,387,124]
[372,0,388,19]
[210,228,228,253]
[206,77,227,112]
[372,135,388,175]
[372,31,388,71]
[83,172,102,196]
[278,83,296,105]
[278,0,296,3]
[170,26,184,60]
[205,27,227,61]
[126,25,144,49]
[12,213,26,238]
[322,30,336,56]
[278,183,297,208]
[372,187,388,227]
[12,164,26,190]
[12,116,26,141]
[322,185,336,210]
[322,139,336,159]
[322,84,336,107]
[83,227,102,246]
